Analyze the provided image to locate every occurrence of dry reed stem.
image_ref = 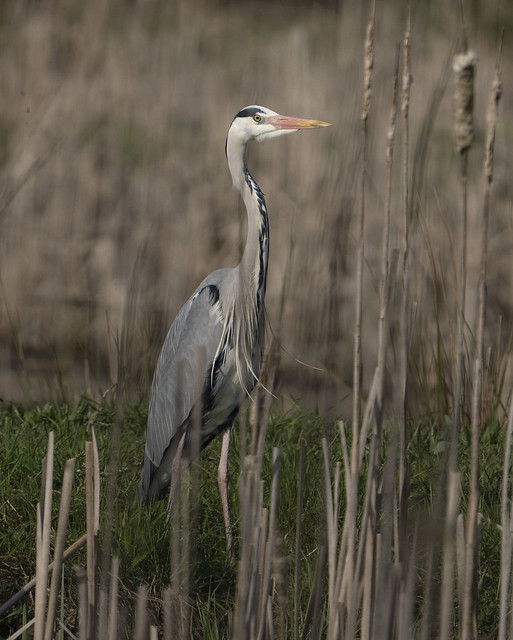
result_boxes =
[134,585,148,640]
[76,566,88,640]
[257,448,281,640]
[294,435,305,640]
[0,533,88,617]
[462,39,502,640]
[299,543,326,640]
[499,395,513,640]
[34,431,54,640]
[329,365,376,637]
[91,427,101,535]
[451,42,476,639]
[107,556,120,640]
[232,384,274,639]
[455,512,465,627]
[97,407,121,638]
[85,440,97,640]
[169,437,192,640]
[43,457,76,640]
[397,528,416,638]
[419,539,436,640]
[352,0,374,433]
[360,519,374,640]
[359,427,382,639]
[376,46,399,416]
[371,452,398,637]
[343,4,374,620]
[162,588,173,640]
[399,8,412,571]
[322,437,337,628]
[440,469,461,640]
[6,618,35,640]
[480,47,505,639]
[451,48,476,460]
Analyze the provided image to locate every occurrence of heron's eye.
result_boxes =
[253,114,263,123]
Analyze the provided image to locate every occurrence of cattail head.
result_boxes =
[484,62,502,181]
[361,5,375,122]
[452,50,478,153]
[401,13,412,118]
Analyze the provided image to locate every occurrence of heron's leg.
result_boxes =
[218,428,234,562]
[165,430,187,522]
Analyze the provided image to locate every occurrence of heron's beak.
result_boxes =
[266,114,331,130]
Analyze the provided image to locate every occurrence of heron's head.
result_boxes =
[227,105,331,146]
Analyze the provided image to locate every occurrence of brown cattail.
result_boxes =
[401,13,412,119]
[452,50,478,153]
[484,61,502,182]
[361,2,375,122]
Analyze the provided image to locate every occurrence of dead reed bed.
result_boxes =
[1,0,513,638]
[0,1,510,415]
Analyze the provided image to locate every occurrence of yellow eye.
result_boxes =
[253,114,262,123]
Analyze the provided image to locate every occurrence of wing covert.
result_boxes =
[139,276,227,498]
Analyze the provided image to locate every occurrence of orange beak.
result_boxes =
[265,114,331,130]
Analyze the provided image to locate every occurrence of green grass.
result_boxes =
[0,397,506,637]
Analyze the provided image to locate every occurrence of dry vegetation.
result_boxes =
[2,0,513,638]
[0,0,509,415]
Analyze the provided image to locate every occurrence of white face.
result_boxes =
[230,106,297,143]
[229,105,331,144]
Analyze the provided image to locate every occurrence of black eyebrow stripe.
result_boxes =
[235,107,262,119]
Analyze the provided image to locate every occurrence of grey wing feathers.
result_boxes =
[138,271,229,500]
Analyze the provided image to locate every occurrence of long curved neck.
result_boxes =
[227,137,269,305]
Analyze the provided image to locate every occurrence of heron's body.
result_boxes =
[138,106,329,551]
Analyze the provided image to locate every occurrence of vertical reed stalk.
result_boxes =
[451,46,476,447]
[134,585,148,640]
[500,396,513,640]
[85,440,98,640]
[336,4,374,635]
[451,45,477,639]
[481,49,503,638]
[376,46,399,420]
[44,457,76,640]
[76,566,88,640]
[322,437,337,623]
[294,435,305,640]
[399,8,412,570]
[97,409,121,638]
[162,588,173,640]
[107,556,120,640]
[463,43,501,640]
[34,431,54,640]
[353,0,374,434]
[232,379,276,639]
[257,448,281,640]
[440,469,461,640]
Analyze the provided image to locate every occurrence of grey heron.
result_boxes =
[138,105,330,557]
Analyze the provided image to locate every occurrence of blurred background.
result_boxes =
[0,0,511,417]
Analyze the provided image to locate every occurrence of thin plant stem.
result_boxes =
[85,441,97,640]
[34,432,54,640]
[107,557,120,640]
[44,458,76,640]
[399,6,412,573]
[294,435,305,640]
[133,585,148,640]
[339,5,374,636]
[500,396,513,640]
